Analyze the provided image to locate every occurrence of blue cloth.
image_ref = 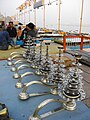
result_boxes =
[0,31,10,50]
[16,40,24,45]
[0,31,10,42]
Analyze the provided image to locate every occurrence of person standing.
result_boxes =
[6,22,17,46]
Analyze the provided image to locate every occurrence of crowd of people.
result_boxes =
[0,21,37,50]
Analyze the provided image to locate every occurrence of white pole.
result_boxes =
[79,0,84,34]
[58,0,61,31]
[43,4,45,28]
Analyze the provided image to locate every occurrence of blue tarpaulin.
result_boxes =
[0,60,90,120]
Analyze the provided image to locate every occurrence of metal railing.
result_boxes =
[63,35,90,51]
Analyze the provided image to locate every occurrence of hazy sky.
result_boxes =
[0,0,90,33]
[0,0,25,16]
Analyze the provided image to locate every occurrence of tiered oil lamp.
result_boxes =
[59,53,86,110]
[50,46,65,84]
[35,39,44,75]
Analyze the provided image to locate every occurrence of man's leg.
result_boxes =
[12,37,16,46]
[9,38,14,47]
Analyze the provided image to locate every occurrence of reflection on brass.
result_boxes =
[14,71,33,80]
[11,67,17,72]
[18,81,57,100]
[31,64,38,69]
[8,55,23,66]
[29,99,66,120]
[10,51,24,56]
[35,69,44,76]
[7,61,13,66]
[11,64,30,72]
[10,59,26,69]
[14,59,26,65]
[0,108,8,116]
[63,100,76,111]
[15,72,33,88]
[18,92,29,100]
[8,54,23,61]
[21,71,33,78]
[75,53,82,60]
[13,70,33,79]
[41,72,50,83]
[0,102,13,120]
[8,51,22,61]
[15,82,25,89]
[13,72,20,79]
[50,88,58,95]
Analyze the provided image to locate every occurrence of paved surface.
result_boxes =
[79,64,90,107]
[66,50,90,66]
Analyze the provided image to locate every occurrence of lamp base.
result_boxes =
[63,101,76,111]
[18,92,29,100]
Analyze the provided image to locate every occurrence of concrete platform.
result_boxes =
[66,50,90,66]
[0,60,90,120]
